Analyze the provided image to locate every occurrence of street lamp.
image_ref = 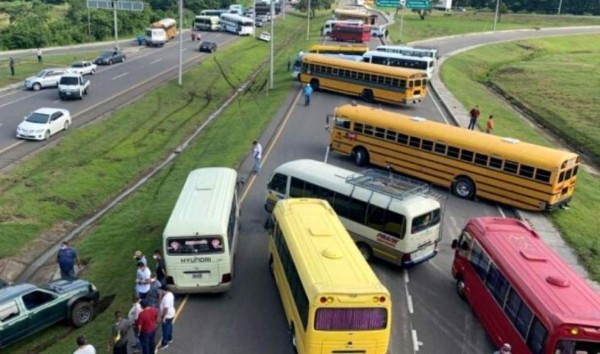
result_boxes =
[306,0,311,40]
[270,0,275,89]
[493,0,500,31]
[178,0,183,85]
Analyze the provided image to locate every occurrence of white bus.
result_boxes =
[194,15,220,31]
[363,50,435,79]
[200,9,230,17]
[265,159,442,267]
[376,45,439,62]
[220,13,254,36]
[162,167,241,293]
[322,19,364,36]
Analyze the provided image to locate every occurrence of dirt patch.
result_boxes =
[0,258,27,282]
[515,42,538,51]
[38,196,79,210]
[495,66,526,76]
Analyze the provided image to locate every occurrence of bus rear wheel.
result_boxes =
[268,256,274,276]
[356,242,373,262]
[361,89,374,103]
[453,177,475,199]
[456,278,466,301]
[310,79,320,91]
[353,147,369,166]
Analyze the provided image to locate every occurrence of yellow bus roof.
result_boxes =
[309,44,369,53]
[273,198,389,298]
[335,104,578,170]
[303,53,427,79]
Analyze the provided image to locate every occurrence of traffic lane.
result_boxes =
[422,26,600,56]
[0,32,239,149]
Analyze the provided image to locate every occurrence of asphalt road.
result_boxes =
[168,22,600,354]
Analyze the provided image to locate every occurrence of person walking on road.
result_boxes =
[158,284,176,350]
[108,310,131,354]
[252,140,262,175]
[73,335,96,354]
[303,83,313,106]
[486,115,495,134]
[153,250,168,286]
[136,301,159,354]
[468,105,480,130]
[37,48,43,63]
[9,57,15,76]
[57,241,81,279]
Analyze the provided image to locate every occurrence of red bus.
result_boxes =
[451,217,600,354]
[330,23,371,43]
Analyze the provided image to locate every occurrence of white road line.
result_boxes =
[323,145,330,163]
[111,72,129,80]
[403,268,409,283]
[0,95,31,109]
[405,286,414,314]
[430,92,452,125]
[0,141,23,155]
[53,100,60,104]
[412,329,420,352]
[497,205,506,218]
[150,58,162,65]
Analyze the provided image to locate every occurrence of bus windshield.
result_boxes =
[166,236,225,255]
[555,340,600,354]
[315,308,388,331]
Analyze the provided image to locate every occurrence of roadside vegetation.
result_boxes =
[381,10,600,44]
[2,10,329,354]
[440,34,600,282]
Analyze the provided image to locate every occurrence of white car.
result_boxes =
[23,68,69,91]
[69,61,97,76]
[16,108,72,141]
[259,31,271,42]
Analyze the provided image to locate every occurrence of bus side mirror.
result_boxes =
[460,241,469,251]
[451,239,458,249]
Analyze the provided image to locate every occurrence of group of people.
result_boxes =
[468,105,495,134]
[6,48,43,77]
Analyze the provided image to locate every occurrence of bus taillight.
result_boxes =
[379,296,386,303]
[221,273,232,283]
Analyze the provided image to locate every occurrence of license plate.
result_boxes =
[412,245,434,261]
[192,273,203,279]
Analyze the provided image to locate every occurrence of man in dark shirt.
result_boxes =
[109,310,131,354]
[153,250,168,286]
[57,241,81,279]
[136,301,159,354]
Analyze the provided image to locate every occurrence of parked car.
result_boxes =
[0,278,99,349]
[255,18,265,27]
[199,41,218,53]
[16,108,72,141]
[259,31,271,42]
[23,68,68,91]
[58,73,90,100]
[94,50,126,65]
[69,61,97,75]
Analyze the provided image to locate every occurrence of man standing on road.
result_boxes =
[135,262,152,299]
[57,241,81,279]
[136,301,159,354]
[252,140,262,176]
[303,83,313,106]
[108,310,131,354]
[9,57,15,76]
[37,48,43,63]
[468,105,480,130]
[157,284,176,350]
[153,250,167,286]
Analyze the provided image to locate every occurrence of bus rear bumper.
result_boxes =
[545,196,572,211]
[402,249,437,268]
[168,282,232,294]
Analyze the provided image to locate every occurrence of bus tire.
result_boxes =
[452,176,475,199]
[352,147,369,166]
[456,278,467,301]
[268,255,274,276]
[361,89,374,103]
[310,79,320,91]
[290,323,298,353]
[356,242,373,262]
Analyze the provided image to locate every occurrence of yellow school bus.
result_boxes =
[300,53,427,105]
[309,44,369,55]
[328,104,579,211]
[267,198,391,354]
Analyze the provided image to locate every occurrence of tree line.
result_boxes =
[0,0,235,50]
[453,0,600,15]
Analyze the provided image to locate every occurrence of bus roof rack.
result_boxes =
[345,169,430,200]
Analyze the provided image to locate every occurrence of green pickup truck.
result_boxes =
[0,278,99,349]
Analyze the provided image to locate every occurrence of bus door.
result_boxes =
[265,173,289,212]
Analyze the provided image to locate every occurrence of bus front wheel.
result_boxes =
[356,242,373,262]
[353,147,369,166]
[310,79,320,91]
[268,256,274,276]
[361,89,374,103]
[453,177,475,199]
[456,278,467,301]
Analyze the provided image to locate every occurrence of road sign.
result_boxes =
[375,0,400,8]
[87,0,144,11]
[406,0,431,9]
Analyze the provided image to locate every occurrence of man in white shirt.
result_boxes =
[73,335,96,354]
[158,284,176,350]
[135,262,151,299]
[252,140,262,175]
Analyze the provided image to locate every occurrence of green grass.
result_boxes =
[440,34,600,283]
[3,10,330,354]
[377,10,600,44]
[0,51,100,88]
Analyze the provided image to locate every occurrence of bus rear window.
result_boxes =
[554,340,600,354]
[315,308,388,331]
[166,237,224,255]
[411,209,440,234]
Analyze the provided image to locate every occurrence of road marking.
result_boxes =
[0,94,31,109]
[53,100,60,104]
[403,268,409,283]
[406,286,414,314]
[111,72,129,80]
[497,205,506,218]
[0,141,23,154]
[412,329,420,352]
[150,58,162,65]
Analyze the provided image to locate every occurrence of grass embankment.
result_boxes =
[0,51,99,88]
[375,10,600,44]
[440,34,600,282]
[3,10,329,354]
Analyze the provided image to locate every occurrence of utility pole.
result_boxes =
[178,0,183,86]
[493,0,500,31]
[557,0,563,15]
[87,7,92,42]
[306,0,311,40]
[253,0,257,38]
[113,0,119,49]
[87,0,144,49]
[269,0,275,89]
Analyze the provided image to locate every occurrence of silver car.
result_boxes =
[24,68,68,91]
